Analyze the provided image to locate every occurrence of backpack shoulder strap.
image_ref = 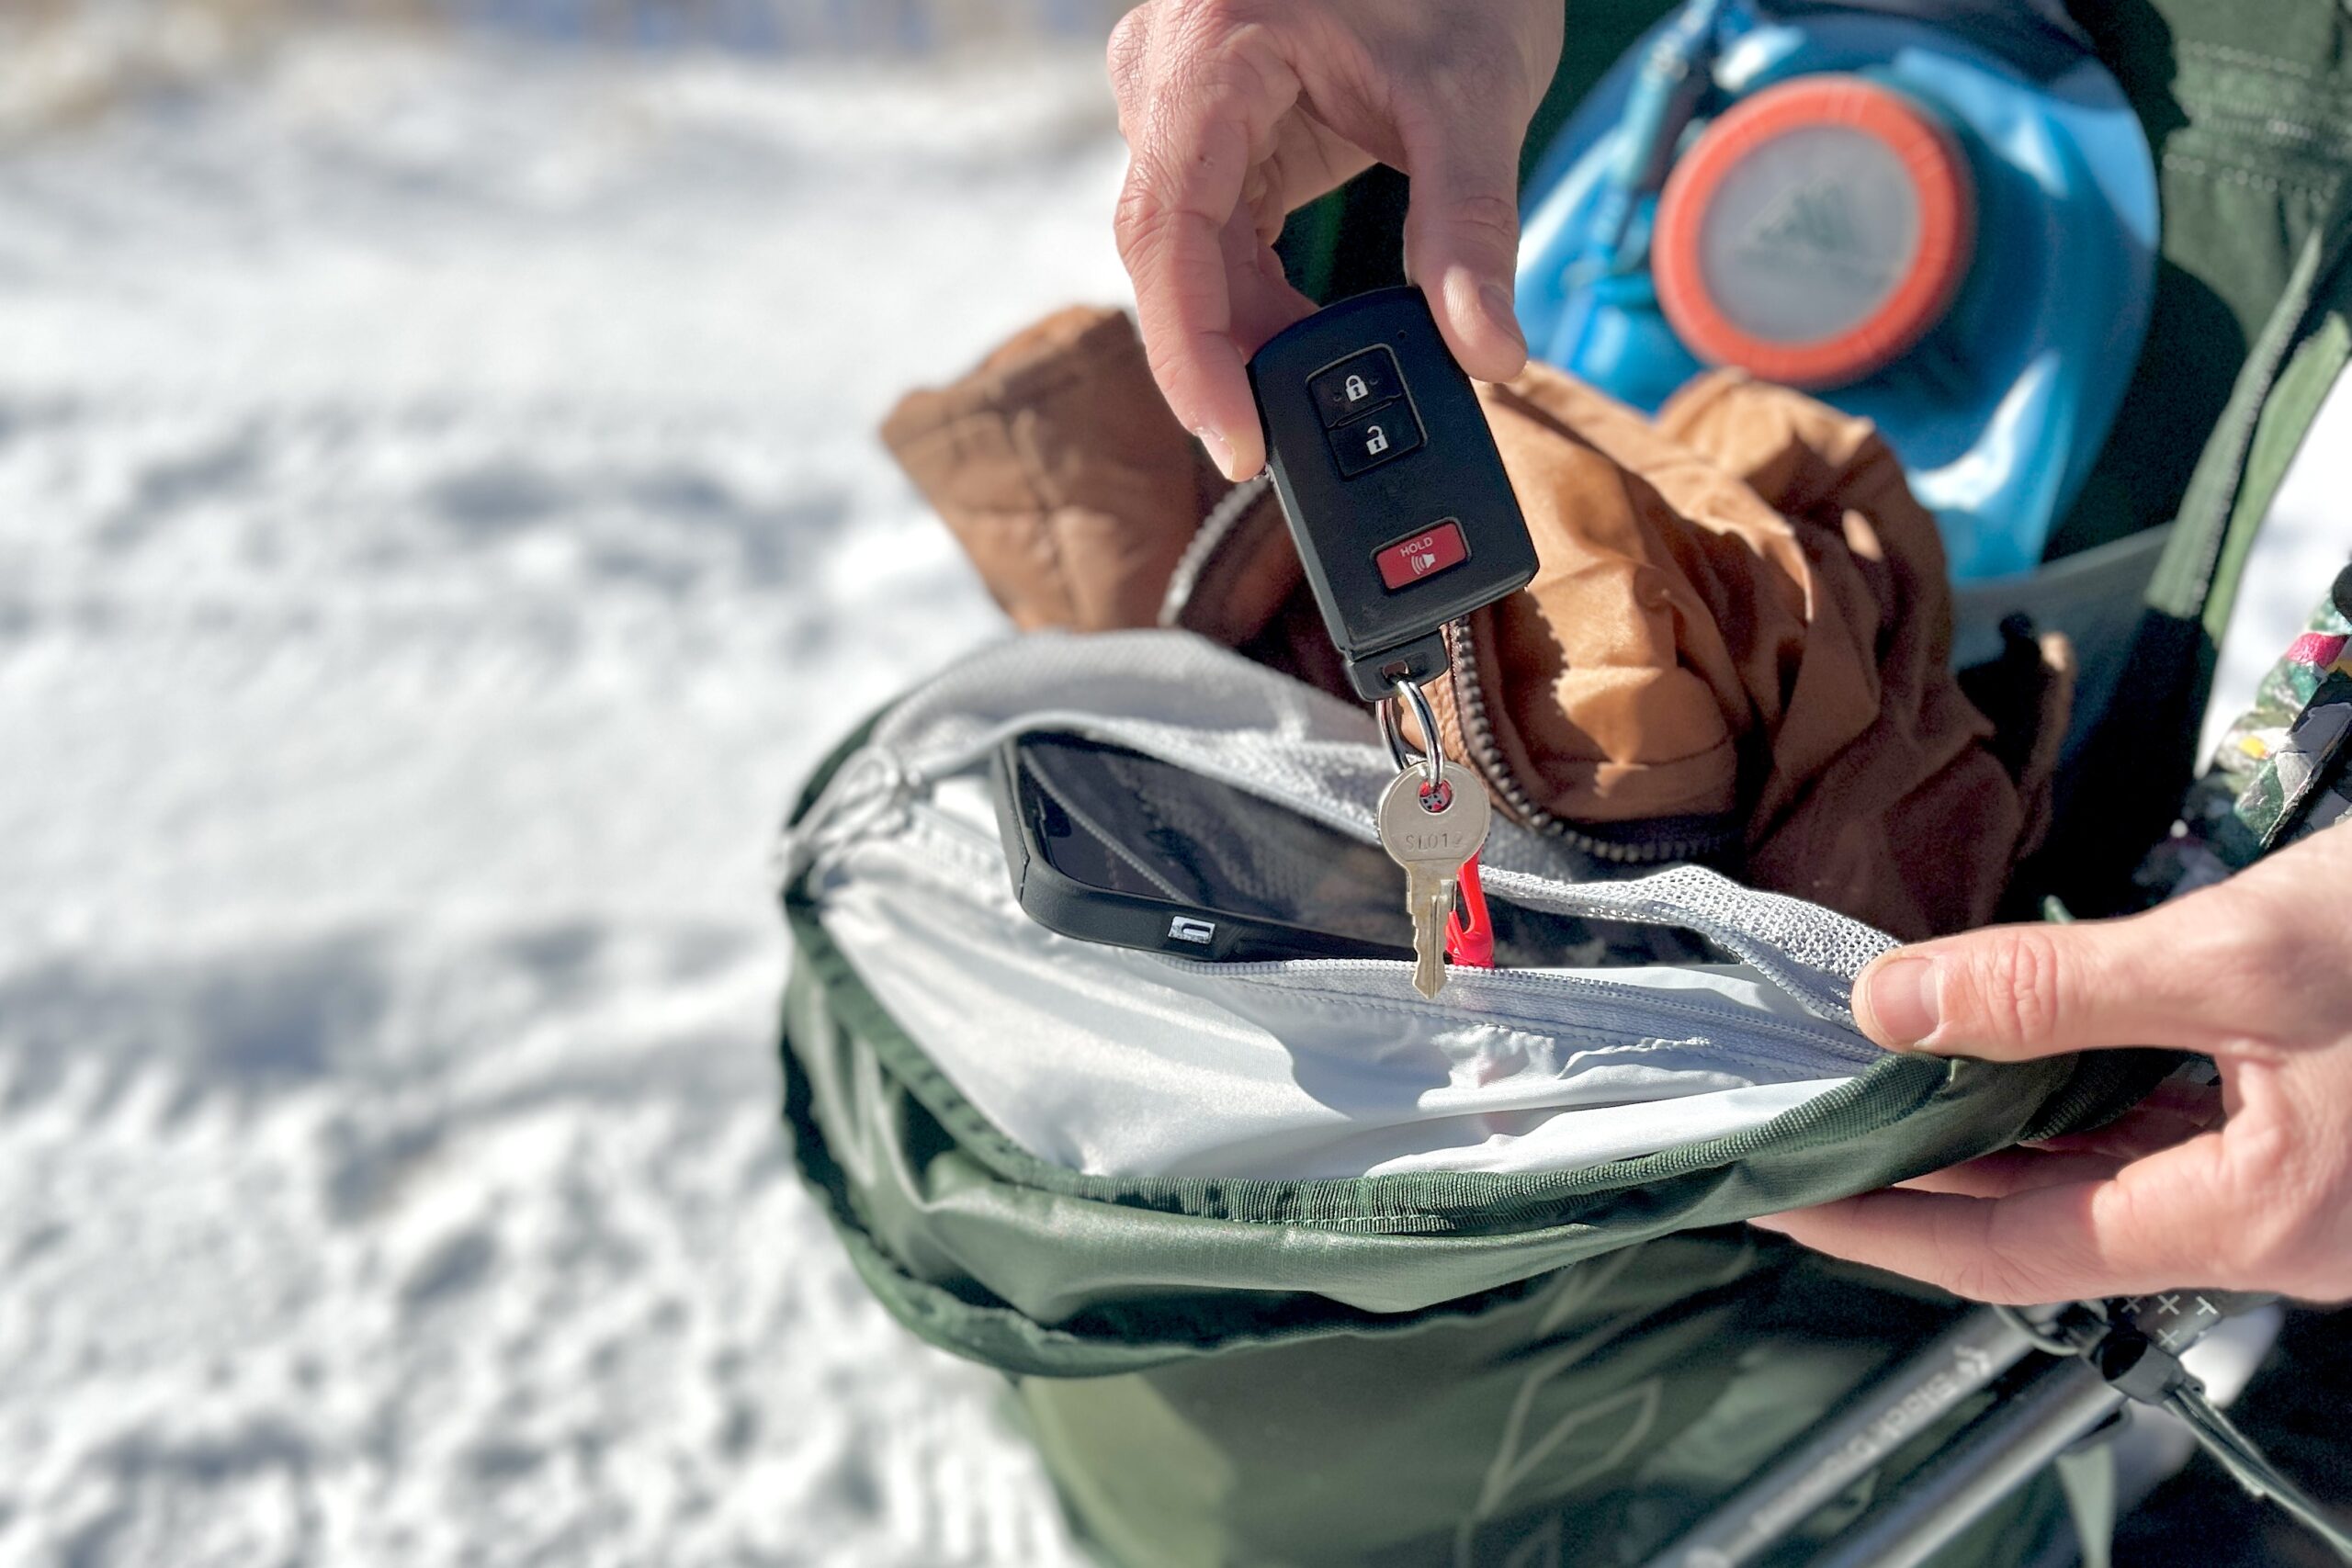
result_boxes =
[2053,181,2352,909]
[2154,184,2352,642]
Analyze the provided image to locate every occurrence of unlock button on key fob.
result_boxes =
[1329,404,1421,477]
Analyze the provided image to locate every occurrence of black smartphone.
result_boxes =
[991,730,1414,963]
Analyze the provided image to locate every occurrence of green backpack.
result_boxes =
[777,3,2352,1562]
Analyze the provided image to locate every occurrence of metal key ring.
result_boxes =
[1379,677,1445,793]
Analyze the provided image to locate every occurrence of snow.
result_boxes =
[0,28,1129,1566]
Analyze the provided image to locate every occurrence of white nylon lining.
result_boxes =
[791,632,1894,1183]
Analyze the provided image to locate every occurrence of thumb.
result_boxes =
[1398,113,1530,384]
[1852,905,2239,1062]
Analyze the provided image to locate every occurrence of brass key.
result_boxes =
[1376,758,1491,998]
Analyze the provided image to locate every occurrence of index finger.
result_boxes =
[1112,39,1300,479]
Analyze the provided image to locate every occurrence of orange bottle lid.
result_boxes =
[1652,74,1974,389]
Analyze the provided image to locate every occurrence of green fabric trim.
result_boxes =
[2202,308,2352,646]
[2052,168,2352,905]
[2151,182,2352,624]
[779,878,2169,1371]
[789,886,2076,1232]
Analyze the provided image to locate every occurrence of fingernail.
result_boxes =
[1860,955,1940,1049]
[1479,280,1525,352]
[1192,424,1238,480]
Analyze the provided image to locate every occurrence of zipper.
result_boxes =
[1125,478,1741,869]
[1159,953,1878,1070]
[1442,618,1744,864]
[797,665,1883,1030]
[1158,474,1271,628]
[858,798,1876,1075]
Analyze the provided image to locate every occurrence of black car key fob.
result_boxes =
[1248,285,1537,702]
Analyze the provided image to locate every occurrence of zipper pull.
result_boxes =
[1445,851,1495,969]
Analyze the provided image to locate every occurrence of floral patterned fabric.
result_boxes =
[2137,566,2352,901]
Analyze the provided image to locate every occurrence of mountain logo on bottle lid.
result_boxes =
[1743,179,1883,280]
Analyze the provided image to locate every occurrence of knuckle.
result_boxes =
[1446,190,1521,254]
[1181,24,1283,117]
[1139,330,1186,390]
[1112,167,1186,266]
[1110,0,1283,152]
[1421,21,1543,118]
[2216,893,2351,1045]
[1942,1252,2018,1304]
[1428,45,1510,113]
[1112,175,1159,256]
[1183,0,1262,32]
[1106,6,1148,90]
[1136,318,1207,400]
[2222,1122,2345,1289]
[1962,929,2070,1047]
[1944,1245,2050,1306]
[1933,1201,2041,1304]
[1162,0,1261,54]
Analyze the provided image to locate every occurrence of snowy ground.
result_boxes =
[0,28,1128,1566]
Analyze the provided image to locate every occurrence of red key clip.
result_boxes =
[1445,852,1494,968]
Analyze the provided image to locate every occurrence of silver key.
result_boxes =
[1376,758,1491,998]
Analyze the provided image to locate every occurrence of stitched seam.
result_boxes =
[2182,40,2325,81]
[2163,150,2342,197]
[2173,107,2352,160]
[999,408,1084,625]
[2182,91,2352,118]
[2180,108,2352,152]
[1281,1215,1471,1230]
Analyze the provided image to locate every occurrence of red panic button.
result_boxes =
[1374,522,1468,590]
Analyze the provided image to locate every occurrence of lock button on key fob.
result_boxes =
[1307,349,1401,426]
[1249,286,1536,701]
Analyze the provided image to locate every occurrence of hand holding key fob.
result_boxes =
[1247,285,1538,702]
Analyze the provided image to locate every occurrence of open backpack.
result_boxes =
[776,3,2352,1563]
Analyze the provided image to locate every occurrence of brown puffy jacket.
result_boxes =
[881,306,2069,941]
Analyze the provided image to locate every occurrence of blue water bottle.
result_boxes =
[1515,0,2158,581]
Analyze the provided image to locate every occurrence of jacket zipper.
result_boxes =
[1148,480,1742,868]
[1442,618,1743,865]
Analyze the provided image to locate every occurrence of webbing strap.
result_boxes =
[2053,183,2352,909]
[2151,178,2352,634]
[2054,1446,2117,1568]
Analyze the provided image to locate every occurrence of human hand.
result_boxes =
[1107,0,1563,479]
[1755,825,2352,1305]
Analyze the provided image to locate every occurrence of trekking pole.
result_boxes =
[1773,1292,2349,1568]
[1645,1291,2352,1568]
[1815,1292,2352,1568]
[1802,1349,2121,1568]
[1636,1305,2047,1568]
[1802,1292,2278,1568]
